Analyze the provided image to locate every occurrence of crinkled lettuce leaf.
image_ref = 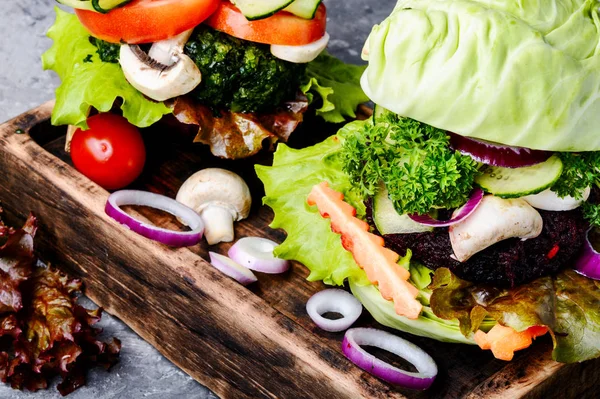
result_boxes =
[256,121,370,285]
[430,267,600,363]
[362,0,600,151]
[303,52,369,123]
[42,8,171,129]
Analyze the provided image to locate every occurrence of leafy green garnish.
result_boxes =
[340,112,480,215]
[302,52,369,123]
[42,8,172,129]
[430,267,600,363]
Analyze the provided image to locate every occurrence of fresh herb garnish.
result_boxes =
[552,152,600,199]
[341,113,480,215]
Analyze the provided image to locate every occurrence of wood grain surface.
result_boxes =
[0,102,598,399]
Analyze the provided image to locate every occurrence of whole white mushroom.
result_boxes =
[176,168,251,245]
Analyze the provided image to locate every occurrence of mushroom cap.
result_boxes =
[176,168,252,221]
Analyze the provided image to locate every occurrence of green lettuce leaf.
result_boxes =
[256,121,370,285]
[302,52,369,123]
[430,267,600,363]
[362,0,600,151]
[42,8,171,129]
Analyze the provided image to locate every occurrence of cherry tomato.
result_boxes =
[206,3,327,46]
[71,113,146,190]
[75,0,221,44]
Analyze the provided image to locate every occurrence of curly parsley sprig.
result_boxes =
[340,113,480,215]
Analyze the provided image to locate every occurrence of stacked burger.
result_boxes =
[258,0,600,363]
[44,0,367,159]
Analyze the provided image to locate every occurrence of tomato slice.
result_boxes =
[76,0,221,44]
[206,2,327,46]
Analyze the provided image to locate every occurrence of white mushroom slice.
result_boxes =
[523,187,590,211]
[148,29,194,66]
[449,196,543,262]
[270,33,330,63]
[176,168,252,245]
[119,44,201,102]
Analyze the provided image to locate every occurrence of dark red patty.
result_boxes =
[367,205,588,287]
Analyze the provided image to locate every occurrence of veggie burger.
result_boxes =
[44,0,367,159]
[257,0,600,364]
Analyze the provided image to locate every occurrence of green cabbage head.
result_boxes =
[362,0,600,151]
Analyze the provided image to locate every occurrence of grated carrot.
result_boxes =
[307,181,422,319]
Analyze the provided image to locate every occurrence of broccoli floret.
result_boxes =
[184,26,306,113]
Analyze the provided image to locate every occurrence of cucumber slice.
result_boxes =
[285,0,322,19]
[56,0,94,11]
[92,0,133,13]
[57,0,131,13]
[373,184,434,234]
[475,155,563,198]
[232,0,294,20]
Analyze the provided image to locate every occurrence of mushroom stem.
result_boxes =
[200,206,236,245]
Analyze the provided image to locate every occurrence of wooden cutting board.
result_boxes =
[0,102,598,399]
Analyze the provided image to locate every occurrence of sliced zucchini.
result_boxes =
[373,183,434,235]
[232,0,295,20]
[57,0,131,13]
[285,0,322,19]
[474,155,563,198]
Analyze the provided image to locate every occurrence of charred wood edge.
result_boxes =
[0,101,403,399]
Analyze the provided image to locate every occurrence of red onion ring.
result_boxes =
[228,237,290,274]
[105,190,204,247]
[448,132,551,168]
[306,289,362,332]
[208,252,258,286]
[408,188,484,227]
[574,229,600,280]
[342,328,437,390]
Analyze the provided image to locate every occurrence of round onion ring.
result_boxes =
[342,328,437,390]
[105,190,204,247]
[209,252,257,286]
[306,289,362,332]
[574,228,600,280]
[228,237,289,274]
[408,188,484,227]
[448,132,551,168]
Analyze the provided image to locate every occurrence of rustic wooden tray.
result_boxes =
[0,102,598,398]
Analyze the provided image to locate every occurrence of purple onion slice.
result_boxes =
[306,289,362,332]
[574,229,600,280]
[408,189,484,227]
[342,328,437,390]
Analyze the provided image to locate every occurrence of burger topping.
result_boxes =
[449,196,543,262]
[271,32,330,63]
[119,38,202,102]
[523,187,591,212]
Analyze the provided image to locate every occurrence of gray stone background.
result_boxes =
[0,0,396,397]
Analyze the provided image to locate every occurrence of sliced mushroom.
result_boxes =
[119,30,201,102]
[449,195,543,262]
[176,168,251,245]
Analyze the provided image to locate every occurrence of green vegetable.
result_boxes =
[231,0,294,20]
[475,156,564,198]
[302,52,369,123]
[185,26,306,113]
[340,111,480,215]
[362,0,600,151]
[430,267,600,363]
[256,121,370,286]
[42,8,171,129]
[89,37,120,63]
[256,123,495,343]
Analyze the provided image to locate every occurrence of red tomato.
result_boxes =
[206,3,327,46]
[71,114,146,190]
[75,0,221,44]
